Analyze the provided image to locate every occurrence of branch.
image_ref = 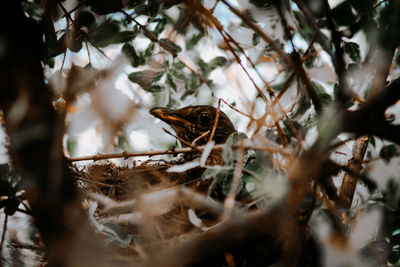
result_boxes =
[342,77,400,144]
[0,1,106,265]
[276,5,322,114]
[67,144,292,162]
[338,136,369,208]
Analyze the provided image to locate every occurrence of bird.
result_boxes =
[149,105,235,165]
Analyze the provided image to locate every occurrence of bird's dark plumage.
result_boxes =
[150,105,235,147]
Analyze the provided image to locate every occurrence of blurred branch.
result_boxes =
[342,77,400,144]
[144,207,301,267]
[0,1,106,265]
[321,0,349,104]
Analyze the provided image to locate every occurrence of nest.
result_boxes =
[72,160,223,264]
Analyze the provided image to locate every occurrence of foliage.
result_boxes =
[0,0,399,265]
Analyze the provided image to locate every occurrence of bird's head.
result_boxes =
[150,105,235,147]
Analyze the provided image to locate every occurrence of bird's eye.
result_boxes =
[198,112,211,125]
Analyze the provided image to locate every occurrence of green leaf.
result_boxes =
[22,1,44,21]
[122,43,142,67]
[331,1,357,26]
[149,84,164,93]
[173,61,185,70]
[252,33,260,46]
[313,82,332,107]
[67,137,77,157]
[88,19,120,47]
[186,74,202,91]
[166,73,177,91]
[210,56,227,70]
[294,91,312,118]
[118,135,133,152]
[370,135,376,147]
[222,174,244,196]
[113,31,138,44]
[128,70,164,90]
[44,17,58,49]
[345,42,361,62]
[186,32,205,50]
[379,144,398,164]
[86,0,123,15]
[197,58,211,76]
[349,0,375,14]
[170,68,186,80]
[74,11,95,28]
[159,38,182,54]
[148,0,161,17]
[222,132,248,165]
[145,42,156,57]
[153,18,167,36]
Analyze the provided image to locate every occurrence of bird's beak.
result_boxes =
[150,107,191,127]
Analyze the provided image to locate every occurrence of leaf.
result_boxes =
[186,74,201,92]
[159,38,182,54]
[370,135,376,147]
[128,70,164,90]
[86,0,123,15]
[252,33,260,46]
[44,17,58,49]
[379,144,398,164]
[102,222,133,248]
[122,43,142,67]
[222,175,244,196]
[222,132,248,165]
[293,90,312,118]
[349,0,375,14]
[331,1,357,26]
[67,137,77,157]
[166,73,177,91]
[88,19,120,47]
[313,82,332,107]
[22,1,44,21]
[345,42,361,62]
[74,11,95,29]
[186,32,205,50]
[149,84,165,93]
[209,56,227,70]
[170,68,186,80]
[153,18,167,36]
[144,42,156,57]
[112,31,138,44]
[117,135,133,152]
[173,61,185,70]
[148,0,161,17]
[197,58,211,76]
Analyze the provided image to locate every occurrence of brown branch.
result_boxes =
[338,136,369,208]
[67,144,292,162]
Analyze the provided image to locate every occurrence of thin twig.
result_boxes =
[208,99,221,143]
[220,0,289,63]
